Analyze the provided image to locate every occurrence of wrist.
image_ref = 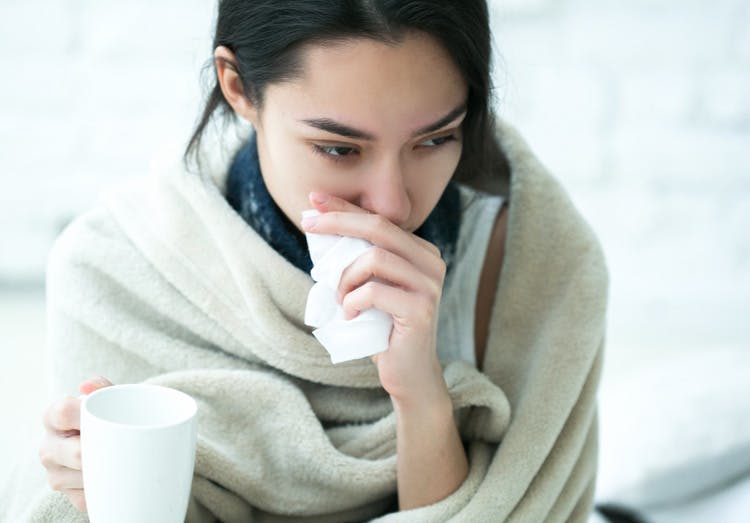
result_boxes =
[389,356,449,411]
[391,380,453,424]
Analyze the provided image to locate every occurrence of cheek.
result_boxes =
[403,146,462,223]
[259,140,317,221]
[442,140,463,175]
[268,144,361,221]
[417,143,462,185]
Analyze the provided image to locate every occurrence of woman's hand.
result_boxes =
[38,376,113,512]
[302,192,450,410]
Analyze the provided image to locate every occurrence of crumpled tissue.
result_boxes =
[301,209,393,364]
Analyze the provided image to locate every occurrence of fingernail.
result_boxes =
[310,192,329,204]
[301,215,318,229]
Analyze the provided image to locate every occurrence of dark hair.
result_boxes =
[184,0,510,197]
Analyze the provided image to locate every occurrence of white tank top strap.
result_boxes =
[436,183,505,366]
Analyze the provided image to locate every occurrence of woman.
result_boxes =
[4,1,608,521]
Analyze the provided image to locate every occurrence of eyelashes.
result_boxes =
[310,134,458,164]
[311,144,357,163]
[422,135,458,147]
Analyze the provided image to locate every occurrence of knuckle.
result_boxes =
[330,211,344,227]
[435,257,447,278]
[415,295,435,322]
[38,448,52,468]
[38,436,56,469]
[48,475,64,492]
[338,270,356,297]
[42,454,56,469]
[73,445,82,468]
[338,264,351,287]
[371,246,389,265]
[427,281,442,302]
[56,396,79,428]
[353,285,367,304]
[340,289,354,308]
[363,280,378,297]
[345,280,376,308]
[369,214,387,232]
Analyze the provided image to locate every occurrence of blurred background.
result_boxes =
[1,1,748,520]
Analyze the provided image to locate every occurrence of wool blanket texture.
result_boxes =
[1,119,608,522]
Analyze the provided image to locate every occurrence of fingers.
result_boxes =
[38,377,110,515]
[307,191,441,257]
[306,192,441,264]
[40,376,113,474]
[78,376,113,395]
[40,432,84,512]
[408,235,442,260]
[341,280,435,327]
[43,396,81,433]
[55,434,82,470]
[42,377,113,433]
[47,460,89,512]
[308,192,447,310]
[46,463,84,491]
[40,432,81,470]
[309,192,371,215]
[338,246,440,303]
[302,210,441,274]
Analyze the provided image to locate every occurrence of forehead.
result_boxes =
[264,32,468,139]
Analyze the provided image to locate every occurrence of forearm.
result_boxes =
[392,390,469,511]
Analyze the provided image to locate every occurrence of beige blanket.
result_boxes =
[1,120,608,522]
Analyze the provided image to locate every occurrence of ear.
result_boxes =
[214,45,260,127]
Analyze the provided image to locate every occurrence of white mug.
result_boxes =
[80,384,198,523]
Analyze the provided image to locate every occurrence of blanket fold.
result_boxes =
[0,119,608,522]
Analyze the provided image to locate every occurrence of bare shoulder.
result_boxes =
[474,199,509,371]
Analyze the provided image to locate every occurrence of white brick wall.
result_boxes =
[1,0,748,355]
[0,0,215,283]
[489,0,750,352]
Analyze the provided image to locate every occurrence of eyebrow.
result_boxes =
[299,102,467,141]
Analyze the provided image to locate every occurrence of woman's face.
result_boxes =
[226,31,468,233]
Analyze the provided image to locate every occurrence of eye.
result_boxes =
[311,144,359,163]
[418,134,457,148]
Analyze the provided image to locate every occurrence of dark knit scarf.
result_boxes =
[225,132,461,276]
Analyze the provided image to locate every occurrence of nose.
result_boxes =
[358,156,411,228]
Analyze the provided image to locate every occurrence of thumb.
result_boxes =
[78,376,113,396]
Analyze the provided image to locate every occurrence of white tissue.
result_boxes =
[302,209,393,364]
